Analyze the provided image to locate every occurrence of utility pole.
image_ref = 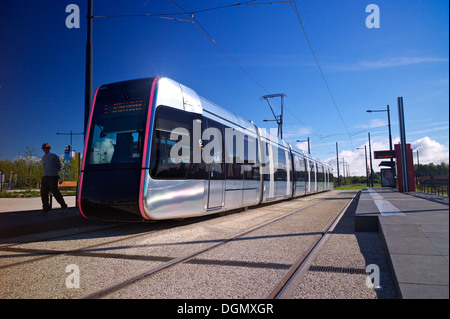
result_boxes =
[336,142,340,186]
[398,97,409,192]
[306,137,310,154]
[416,150,419,167]
[341,157,346,184]
[84,0,93,136]
[296,137,310,154]
[416,149,420,179]
[261,94,286,139]
[56,131,84,159]
[368,132,374,187]
[365,145,369,186]
[366,104,394,186]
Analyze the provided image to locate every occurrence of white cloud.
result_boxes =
[408,124,449,136]
[335,57,449,71]
[354,118,387,129]
[324,139,388,177]
[411,137,449,165]
[282,125,313,140]
[324,137,448,177]
[295,141,310,153]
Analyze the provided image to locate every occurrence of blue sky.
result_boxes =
[1,0,448,176]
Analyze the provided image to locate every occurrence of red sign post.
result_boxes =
[394,143,415,192]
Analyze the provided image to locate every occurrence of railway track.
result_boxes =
[0,215,213,269]
[0,190,357,299]
[84,200,325,299]
[267,193,355,298]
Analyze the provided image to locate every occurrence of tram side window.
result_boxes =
[294,155,306,182]
[225,129,243,180]
[309,160,316,183]
[224,127,241,180]
[243,134,260,181]
[150,106,194,179]
[318,164,325,183]
[275,147,287,181]
[293,155,300,181]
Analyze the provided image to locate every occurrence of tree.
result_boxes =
[0,146,43,189]
[415,162,449,177]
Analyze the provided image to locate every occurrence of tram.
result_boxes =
[78,77,333,221]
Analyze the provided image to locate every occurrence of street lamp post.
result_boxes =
[366,105,395,187]
[366,105,392,151]
[336,142,340,186]
[56,131,84,159]
[368,132,374,187]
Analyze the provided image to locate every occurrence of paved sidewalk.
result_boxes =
[0,196,86,239]
[355,188,449,299]
[0,196,76,213]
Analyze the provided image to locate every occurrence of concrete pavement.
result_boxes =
[0,195,86,239]
[355,188,449,299]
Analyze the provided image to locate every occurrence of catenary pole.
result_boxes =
[84,0,93,136]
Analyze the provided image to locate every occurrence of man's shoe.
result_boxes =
[59,206,68,214]
[38,210,49,216]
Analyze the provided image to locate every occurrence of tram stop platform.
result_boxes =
[0,196,88,239]
[355,188,449,299]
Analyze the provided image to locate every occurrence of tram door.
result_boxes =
[207,163,224,209]
[204,118,224,209]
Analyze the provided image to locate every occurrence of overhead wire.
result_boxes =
[95,1,285,109]
[96,1,348,156]
[320,125,389,139]
[349,125,389,137]
[92,14,192,22]
[93,1,282,19]
[168,0,273,95]
[290,0,353,149]
[167,0,337,156]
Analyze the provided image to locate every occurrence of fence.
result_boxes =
[416,175,449,196]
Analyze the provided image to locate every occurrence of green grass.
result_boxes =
[0,189,76,198]
[0,190,41,198]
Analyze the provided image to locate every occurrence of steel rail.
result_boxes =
[266,193,357,299]
[0,224,162,270]
[83,199,325,299]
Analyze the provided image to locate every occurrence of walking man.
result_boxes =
[40,143,68,215]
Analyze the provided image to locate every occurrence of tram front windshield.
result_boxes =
[84,79,152,169]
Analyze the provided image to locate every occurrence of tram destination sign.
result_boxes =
[374,150,396,159]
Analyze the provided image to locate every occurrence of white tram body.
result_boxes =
[78,77,333,221]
